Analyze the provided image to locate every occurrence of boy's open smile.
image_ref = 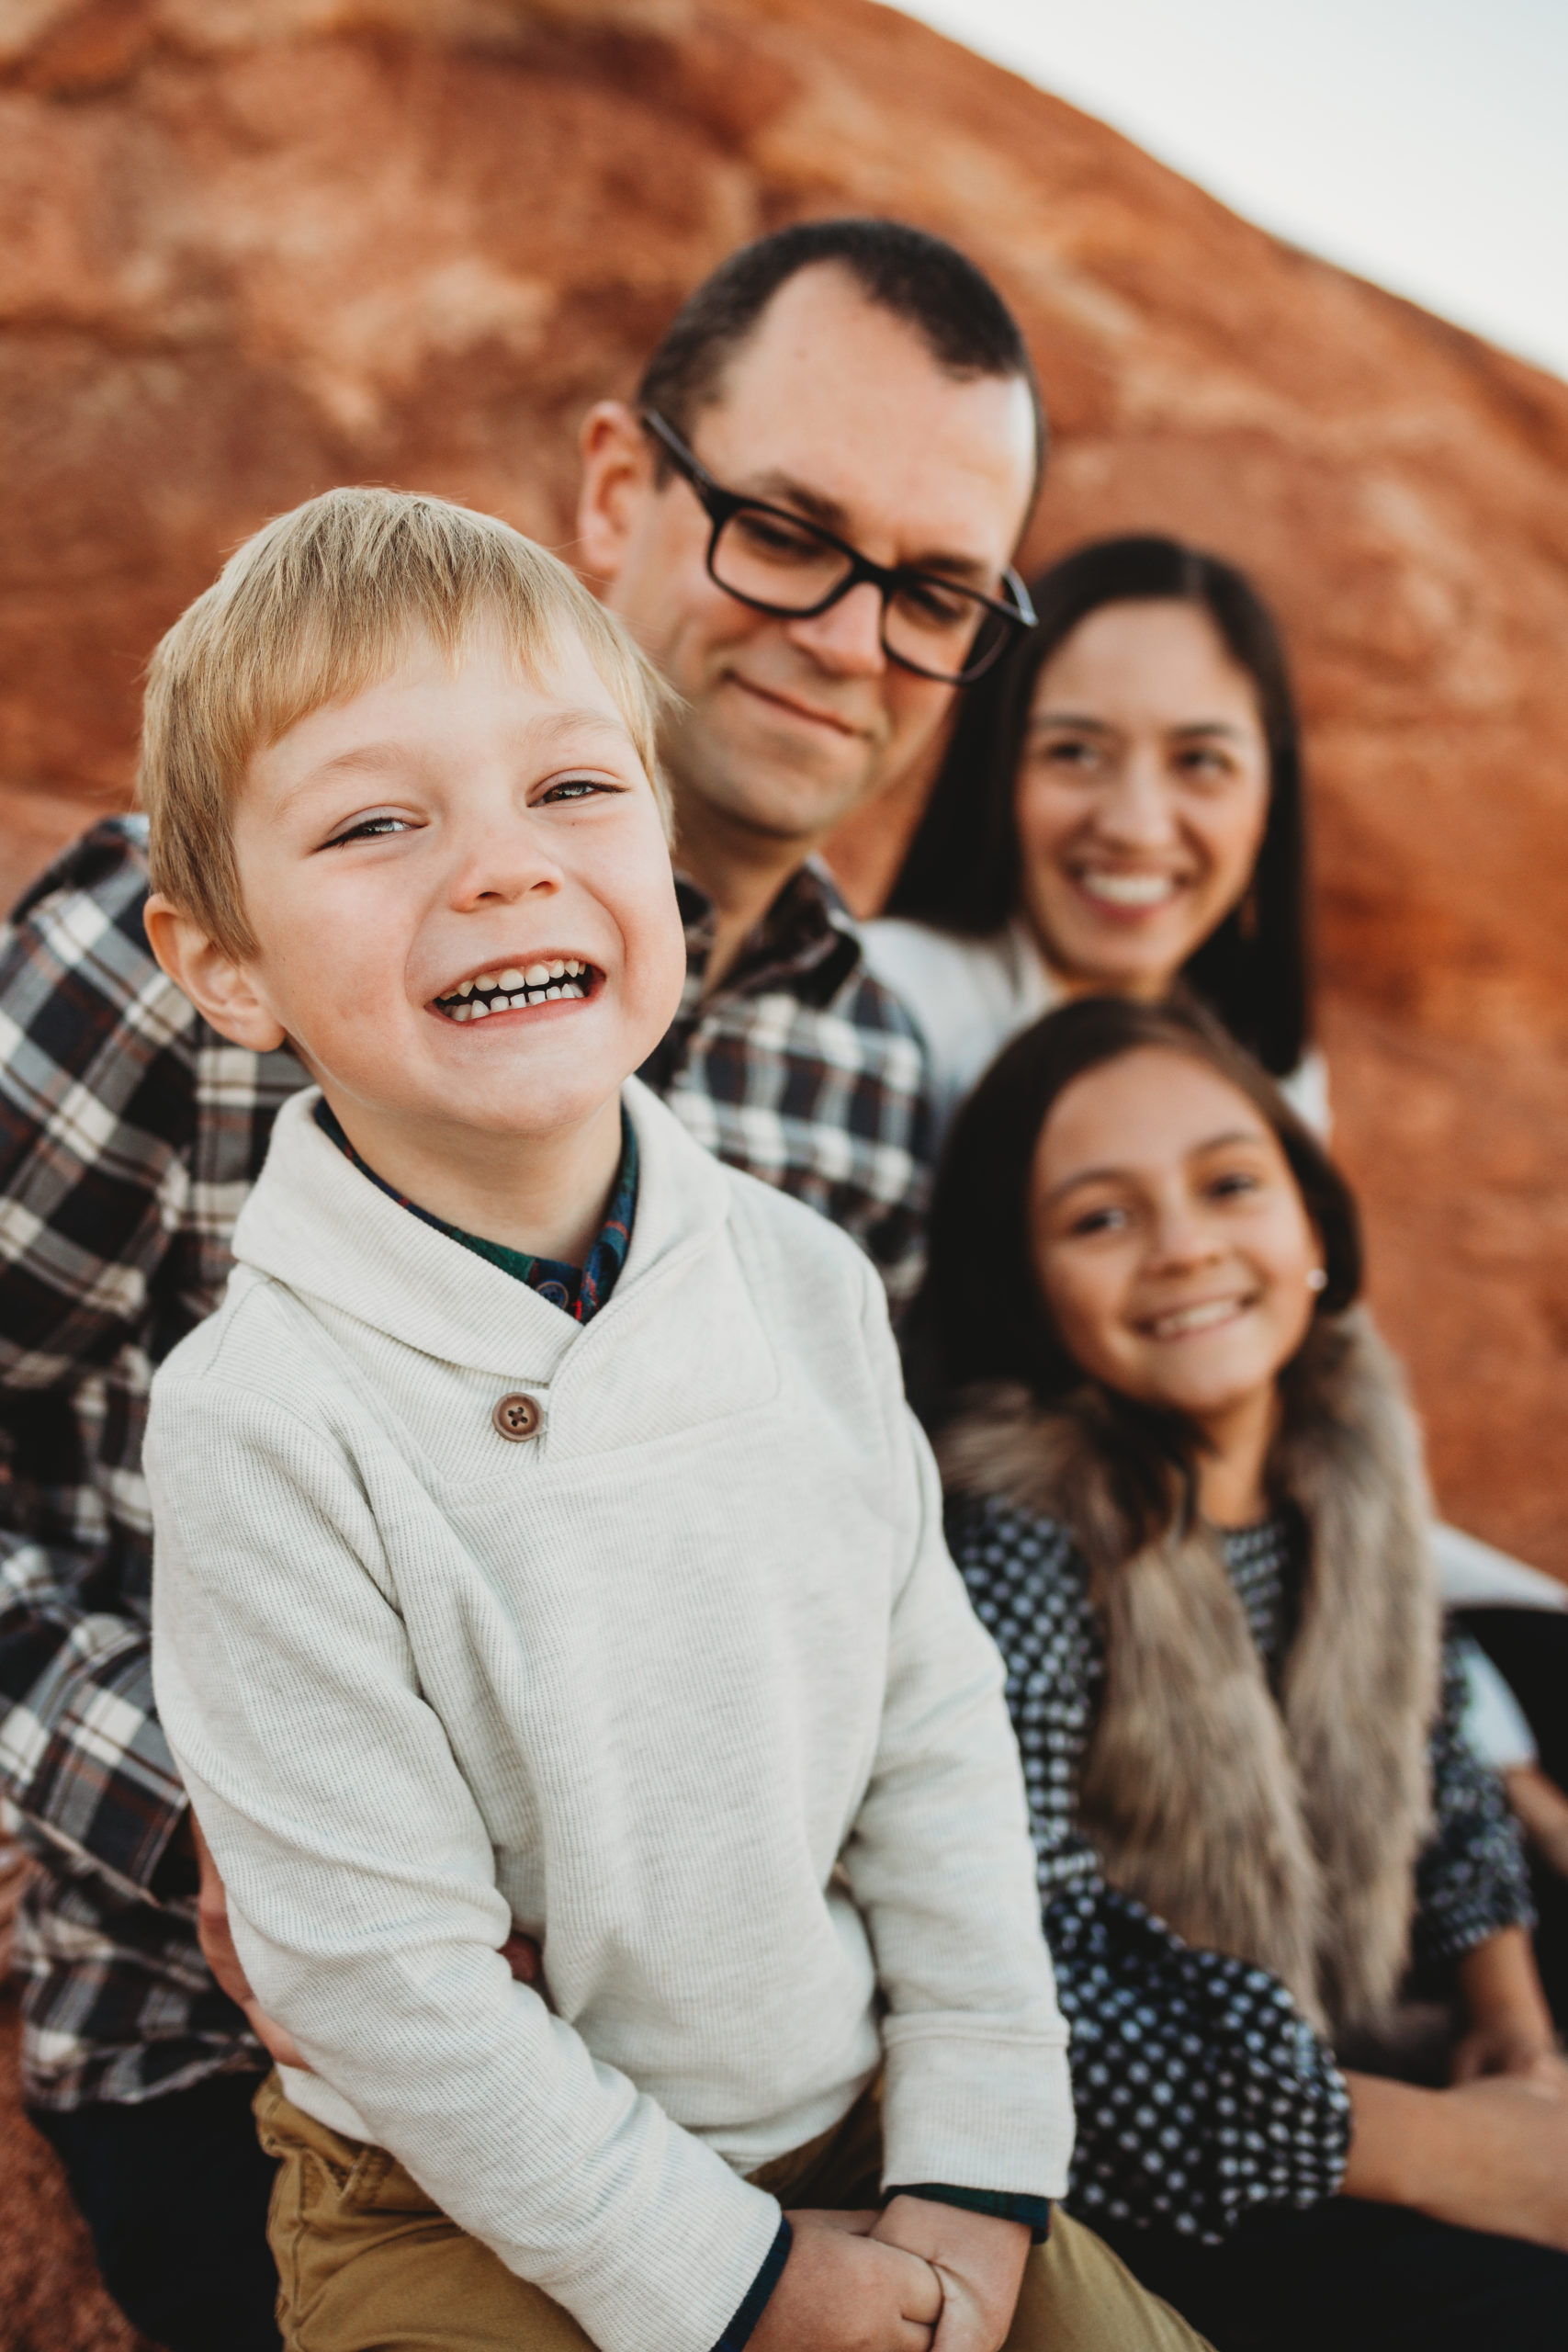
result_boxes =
[434,956,601,1023]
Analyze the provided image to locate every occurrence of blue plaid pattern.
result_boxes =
[644,865,931,1307]
[0,817,307,2107]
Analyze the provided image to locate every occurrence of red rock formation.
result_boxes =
[0,1999,147,2351]
[2,8,1566,1506]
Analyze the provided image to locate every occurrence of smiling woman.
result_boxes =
[865,535,1314,1148]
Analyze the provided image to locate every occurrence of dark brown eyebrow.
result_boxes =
[1028,712,1252,741]
[738,468,994,586]
[1043,1127,1270,1206]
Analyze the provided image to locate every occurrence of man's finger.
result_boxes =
[500,1929,543,1984]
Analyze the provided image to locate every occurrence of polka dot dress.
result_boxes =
[947,1493,1533,2245]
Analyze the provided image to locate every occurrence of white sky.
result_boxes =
[889,0,1568,383]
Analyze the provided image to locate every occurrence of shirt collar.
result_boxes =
[312,1096,638,1325]
[674,858,863,1011]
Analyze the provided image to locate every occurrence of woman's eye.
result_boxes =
[1040,738,1100,771]
[324,813,414,846]
[1176,746,1235,781]
[1208,1170,1259,1200]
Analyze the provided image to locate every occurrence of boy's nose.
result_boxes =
[446,823,564,908]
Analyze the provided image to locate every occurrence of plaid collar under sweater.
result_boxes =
[312,1097,637,1325]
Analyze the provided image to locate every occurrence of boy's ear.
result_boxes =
[576,400,655,585]
[143,894,288,1053]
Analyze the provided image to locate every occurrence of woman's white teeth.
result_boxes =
[468,998,491,1018]
[1081,870,1179,907]
[1150,1298,1241,1338]
[498,967,524,990]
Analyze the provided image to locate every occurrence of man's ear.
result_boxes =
[143,894,288,1053]
[576,400,654,586]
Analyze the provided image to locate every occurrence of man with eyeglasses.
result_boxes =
[579,218,1043,1302]
[0,220,1046,2348]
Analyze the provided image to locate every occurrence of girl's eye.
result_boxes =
[1208,1170,1260,1200]
[1066,1203,1129,1238]
[324,813,415,846]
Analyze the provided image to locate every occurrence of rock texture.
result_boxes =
[3,0,1566,1570]
[2,6,1566,1530]
[4,1,1568,2333]
[0,1999,148,2351]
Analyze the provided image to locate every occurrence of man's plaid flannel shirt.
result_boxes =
[643,865,931,1308]
[0,820,931,2109]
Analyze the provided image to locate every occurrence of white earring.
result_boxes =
[1306,1267,1328,1293]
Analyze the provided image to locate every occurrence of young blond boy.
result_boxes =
[141,488,1204,2352]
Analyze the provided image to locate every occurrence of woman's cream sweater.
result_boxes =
[147,1080,1070,2352]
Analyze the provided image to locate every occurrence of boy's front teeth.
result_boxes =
[442,966,590,1021]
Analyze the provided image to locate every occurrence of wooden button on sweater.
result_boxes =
[492,1393,542,1442]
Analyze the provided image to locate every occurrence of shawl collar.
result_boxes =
[941,1312,1442,2034]
[230,1076,729,1382]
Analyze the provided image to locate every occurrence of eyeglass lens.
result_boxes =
[710,504,1009,682]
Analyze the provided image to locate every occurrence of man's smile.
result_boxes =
[727,671,869,739]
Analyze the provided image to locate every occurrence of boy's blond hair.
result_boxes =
[140,486,672,960]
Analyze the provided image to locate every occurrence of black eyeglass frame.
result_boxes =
[641,410,1037,685]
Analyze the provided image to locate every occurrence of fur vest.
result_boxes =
[940,1312,1442,2035]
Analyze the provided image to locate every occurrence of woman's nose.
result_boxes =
[1093,748,1179,847]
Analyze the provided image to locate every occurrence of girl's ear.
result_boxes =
[143,894,288,1053]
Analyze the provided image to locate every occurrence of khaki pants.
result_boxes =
[256,2074,1212,2351]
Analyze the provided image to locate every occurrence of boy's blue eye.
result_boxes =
[326,814,413,845]
[540,776,611,804]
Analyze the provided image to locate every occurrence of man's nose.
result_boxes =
[785,580,887,677]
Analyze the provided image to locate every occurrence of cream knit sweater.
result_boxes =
[147,1080,1071,2352]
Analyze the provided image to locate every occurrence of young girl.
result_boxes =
[910,993,1568,2351]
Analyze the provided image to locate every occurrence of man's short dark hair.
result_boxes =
[636,217,1045,499]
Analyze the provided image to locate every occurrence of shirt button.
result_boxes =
[492,1393,543,1442]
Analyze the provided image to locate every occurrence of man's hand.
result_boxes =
[872,2199,1029,2352]
[749,2210,943,2352]
[191,1813,310,2071]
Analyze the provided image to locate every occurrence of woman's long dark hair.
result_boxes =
[886,536,1312,1077]
[909,996,1360,1443]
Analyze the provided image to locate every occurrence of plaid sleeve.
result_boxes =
[0,820,201,1897]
